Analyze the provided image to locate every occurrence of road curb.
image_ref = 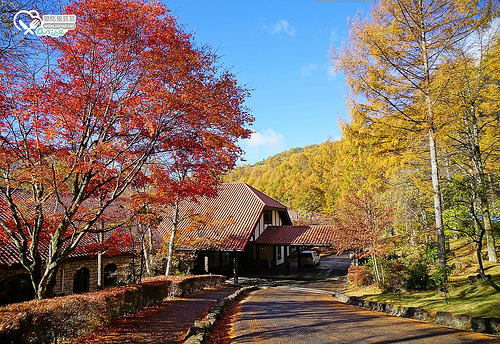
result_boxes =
[184,285,259,344]
[332,292,500,337]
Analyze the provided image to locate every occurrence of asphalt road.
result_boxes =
[231,256,500,344]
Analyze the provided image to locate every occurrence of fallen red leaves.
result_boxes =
[207,290,252,344]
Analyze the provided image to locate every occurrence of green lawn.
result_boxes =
[344,241,500,318]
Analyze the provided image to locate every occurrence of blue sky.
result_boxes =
[165,0,372,164]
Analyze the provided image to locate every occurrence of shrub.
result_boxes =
[0,274,225,344]
[378,259,406,293]
[348,266,372,286]
[405,262,432,290]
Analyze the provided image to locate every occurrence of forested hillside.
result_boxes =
[225,143,338,218]
[227,0,500,292]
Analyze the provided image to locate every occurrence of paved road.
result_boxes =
[238,253,350,290]
[231,287,499,343]
[231,256,500,343]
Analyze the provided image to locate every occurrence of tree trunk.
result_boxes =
[143,232,151,275]
[419,3,446,270]
[475,223,500,293]
[469,110,498,263]
[481,200,497,263]
[97,231,104,289]
[35,264,59,300]
[371,252,381,285]
[97,252,103,289]
[429,128,446,270]
[148,225,153,272]
[165,203,179,276]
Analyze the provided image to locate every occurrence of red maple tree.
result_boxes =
[0,0,252,299]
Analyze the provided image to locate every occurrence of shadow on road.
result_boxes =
[233,254,350,293]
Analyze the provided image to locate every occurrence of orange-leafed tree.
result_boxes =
[0,0,252,299]
[334,192,394,286]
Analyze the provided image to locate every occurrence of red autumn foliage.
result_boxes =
[84,228,134,257]
[333,192,394,258]
[0,0,252,299]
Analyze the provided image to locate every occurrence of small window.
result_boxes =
[263,210,272,224]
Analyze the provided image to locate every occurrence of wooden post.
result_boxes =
[297,246,302,269]
[233,253,239,284]
[285,246,290,274]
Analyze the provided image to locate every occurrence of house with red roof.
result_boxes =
[158,183,340,276]
[0,182,339,304]
[158,182,293,274]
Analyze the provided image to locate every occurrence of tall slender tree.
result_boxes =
[439,28,500,262]
[333,0,497,269]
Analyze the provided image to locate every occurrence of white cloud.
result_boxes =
[264,20,296,36]
[240,129,286,164]
[300,62,338,81]
[246,129,285,148]
[330,28,339,43]
[464,17,500,60]
[327,64,338,81]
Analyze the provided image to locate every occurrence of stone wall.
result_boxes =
[0,266,34,305]
[55,254,135,295]
[0,254,137,304]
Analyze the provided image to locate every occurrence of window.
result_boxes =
[263,210,272,224]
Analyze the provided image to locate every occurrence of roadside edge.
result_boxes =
[332,292,500,337]
[184,285,259,344]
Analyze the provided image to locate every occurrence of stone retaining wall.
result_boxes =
[334,292,500,336]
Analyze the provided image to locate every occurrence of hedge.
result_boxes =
[0,274,225,344]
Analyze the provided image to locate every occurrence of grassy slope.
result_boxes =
[344,239,500,318]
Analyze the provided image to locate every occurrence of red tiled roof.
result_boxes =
[245,184,287,210]
[256,225,340,247]
[158,183,287,252]
[0,241,26,265]
[0,189,141,266]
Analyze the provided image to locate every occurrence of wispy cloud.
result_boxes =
[330,28,339,43]
[464,17,500,60]
[240,129,286,163]
[300,62,338,81]
[327,64,338,81]
[264,20,296,36]
[301,63,319,77]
